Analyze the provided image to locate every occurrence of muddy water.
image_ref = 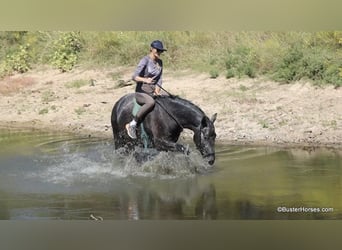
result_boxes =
[0,129,341,220]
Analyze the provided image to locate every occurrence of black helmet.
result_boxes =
[150,40,167,51]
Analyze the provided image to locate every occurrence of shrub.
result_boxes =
[7,44,31,73]
[209,68,219,78]
[225,45,258,78]
[323,64,342,86]
[51,32,82,72]
[299,49,328,81]
[0,31,340,86]
[0,44,31,77]
[272,44,342,86]
[272,45,304,83]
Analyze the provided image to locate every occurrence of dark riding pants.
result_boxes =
[135,92,155,124]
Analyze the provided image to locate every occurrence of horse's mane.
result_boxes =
[156,95,205,116]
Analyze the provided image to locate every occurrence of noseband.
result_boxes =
[203,152,215,158]
[196,127,215,159]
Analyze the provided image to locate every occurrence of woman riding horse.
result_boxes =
[125,40,167,139]
[111,93,217,165]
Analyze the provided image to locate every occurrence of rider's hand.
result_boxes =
[145,77,155,84]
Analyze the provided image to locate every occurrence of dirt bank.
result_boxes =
[0,67,341,148]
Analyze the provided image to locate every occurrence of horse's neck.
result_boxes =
[167,98,203,131]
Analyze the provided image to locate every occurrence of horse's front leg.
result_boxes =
[154,138,189,155]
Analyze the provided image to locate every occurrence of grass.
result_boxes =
[322,120,338,129]
[75,107,86,116]
[38,108,49,115]
[41,90,56,103]
[1,31,341,86]
[239,84,248,92]
[107,71,124,81]
[65,79,90,89]
[259,120,269,129]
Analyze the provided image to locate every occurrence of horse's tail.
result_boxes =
[111,99,121,148]
[111,93,135,149]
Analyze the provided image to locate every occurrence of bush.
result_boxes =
[209,68,219,78]
[0,31,340,86]
[0,44,31,77]
[272,44,342,86]
[225,45,258,78]
[6,44,31,73]
[323,64,342,86]
[272,45,304,82]
[51,32,82,72]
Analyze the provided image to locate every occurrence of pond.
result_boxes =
[0,128,341,220]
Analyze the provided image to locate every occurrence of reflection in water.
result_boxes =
[195,184,218,219]
[0,129,342,220]
[128,199,139,220]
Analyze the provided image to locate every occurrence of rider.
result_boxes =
[125,40,167,139]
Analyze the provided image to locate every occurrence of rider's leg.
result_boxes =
[135,93,155,123]
[125,93,155,139]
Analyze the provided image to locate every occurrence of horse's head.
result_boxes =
[194,113,217,165]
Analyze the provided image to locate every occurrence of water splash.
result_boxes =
[28,139,213,188]
[118,147,213,178]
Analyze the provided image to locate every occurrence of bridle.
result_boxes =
[197,132,215,159]
[153,88,215,159]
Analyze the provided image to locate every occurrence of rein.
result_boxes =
[154,97,184,129]
[154,95,209,156]
[155,83,175,98]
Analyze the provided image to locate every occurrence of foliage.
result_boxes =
[0,31,341,86]
[0,44,31,77]
[271,44,304,82]
[271,44,342,86]
[0,31,27,46]
[50,32,82,72]
[209,68,219,79]
[225,45,258,78]
[6,44,31,73]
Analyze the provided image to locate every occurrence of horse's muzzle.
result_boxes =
[204,153,215,165]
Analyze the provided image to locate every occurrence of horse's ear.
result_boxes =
[201,116,208,128]
[211,113,217,123]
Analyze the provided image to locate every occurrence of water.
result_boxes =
[0,128,341,220]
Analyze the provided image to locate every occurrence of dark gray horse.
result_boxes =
[111,93,217,165]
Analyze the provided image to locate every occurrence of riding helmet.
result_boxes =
[150,40,167,51]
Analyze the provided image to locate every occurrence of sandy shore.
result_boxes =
[0,67,341,148]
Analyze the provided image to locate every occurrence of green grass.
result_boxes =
[75,107,86,115]
[38,108,49,115]
[41,90,56,103]
[65,79,89,89]
[1,31,341,86]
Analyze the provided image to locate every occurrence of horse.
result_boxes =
[111,93,217,165]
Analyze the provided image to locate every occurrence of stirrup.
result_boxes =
[125,123,137,139]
